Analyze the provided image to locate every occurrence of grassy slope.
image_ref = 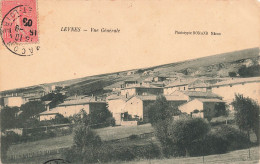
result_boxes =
[111,146,259,164]
[8,124,154,156]
[1,47,258,95]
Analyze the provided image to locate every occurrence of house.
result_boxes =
[178,98,226,119]
[164,79,199,95]
[107,94,187,125]
[39,96,106,121]
[153,76,168,82]
[209,77,260,104]
[3,96,26,107]
[120,86,164,97]
[170,90,222,101]
[190,77,260,104]
[106,94,133,125]
[120,80,138,88]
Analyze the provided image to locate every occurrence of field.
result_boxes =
[6,146,259,164]
[7,124,154,156]
[110,146,259,164]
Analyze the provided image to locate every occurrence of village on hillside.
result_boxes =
[0,48,260,163]
[1,68,259,126]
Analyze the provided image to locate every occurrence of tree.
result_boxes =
[232,94,259,143]
[41,92,66,109]
[89,104,115,128]
[147,95,175,125]
[70,109,90,126]
[214,103,228,117]
[19,101,45,121]
[0,106,19,130]
[168,117,210,156]
[53,113,70,124]
[73,125,102,163]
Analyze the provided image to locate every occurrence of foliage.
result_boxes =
[19,101,45,121]
[232,94,259,142]
[228,72,237,77]
[0,106,19,130]
[72,125,102,163]
[69,109,90,126]
[167,117,210,156]
[154,120,178,157]
[147,95,175,125]
[1,132,20,161]
[212,125,250,151]
[53,113,70,124]
[203,103,227,121]
[62,142,162,163]
[41,93,66,109]
[89,104,115,128]
[214,103,228,117]
[22,118,41,128]
[238,65,260,77]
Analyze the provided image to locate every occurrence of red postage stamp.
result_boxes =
[1,0,39,56]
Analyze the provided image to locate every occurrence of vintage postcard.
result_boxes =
[0,0,260,163]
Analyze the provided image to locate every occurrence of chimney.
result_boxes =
[125,93,128,98]
[94,96,97,101]
[46,105,50,111]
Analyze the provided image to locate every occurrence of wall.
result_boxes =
[136,88,163,96]
[179,99,203,114]
[124,97,143,120]
[4,97,25,107]
[121,88,136,96]
[39,114,56,121]
[107,99,127,125]
[168,100,187,109]
[211,82,260,104]
[56,104,90,117]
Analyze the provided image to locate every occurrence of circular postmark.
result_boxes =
[43,158,70,164]
[1,1,40,56]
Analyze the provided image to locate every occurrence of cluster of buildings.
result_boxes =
[106,76,260,125]
[1,75,259,126]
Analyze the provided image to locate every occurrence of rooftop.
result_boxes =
[106,94,134,101]
[172,90,222,99]
[211,77,260,87]
[58,97,105,106]
[135,95,188,101]
[121,85,163,90]
[196,98,225,103]
[165,79,198,88]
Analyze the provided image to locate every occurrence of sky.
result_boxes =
[0,0,260,91]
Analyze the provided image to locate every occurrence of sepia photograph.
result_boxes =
[0,0,260,163]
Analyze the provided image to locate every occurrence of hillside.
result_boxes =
[0,47,259,97]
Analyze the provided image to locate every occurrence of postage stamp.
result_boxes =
[1,0,40,56]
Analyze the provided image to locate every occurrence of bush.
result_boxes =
[62,142,162,163]
[228,72,237,77]
[96,142,162,162]
[213,125,250,151]
[238,65,260,77]
[167,117,210,157]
